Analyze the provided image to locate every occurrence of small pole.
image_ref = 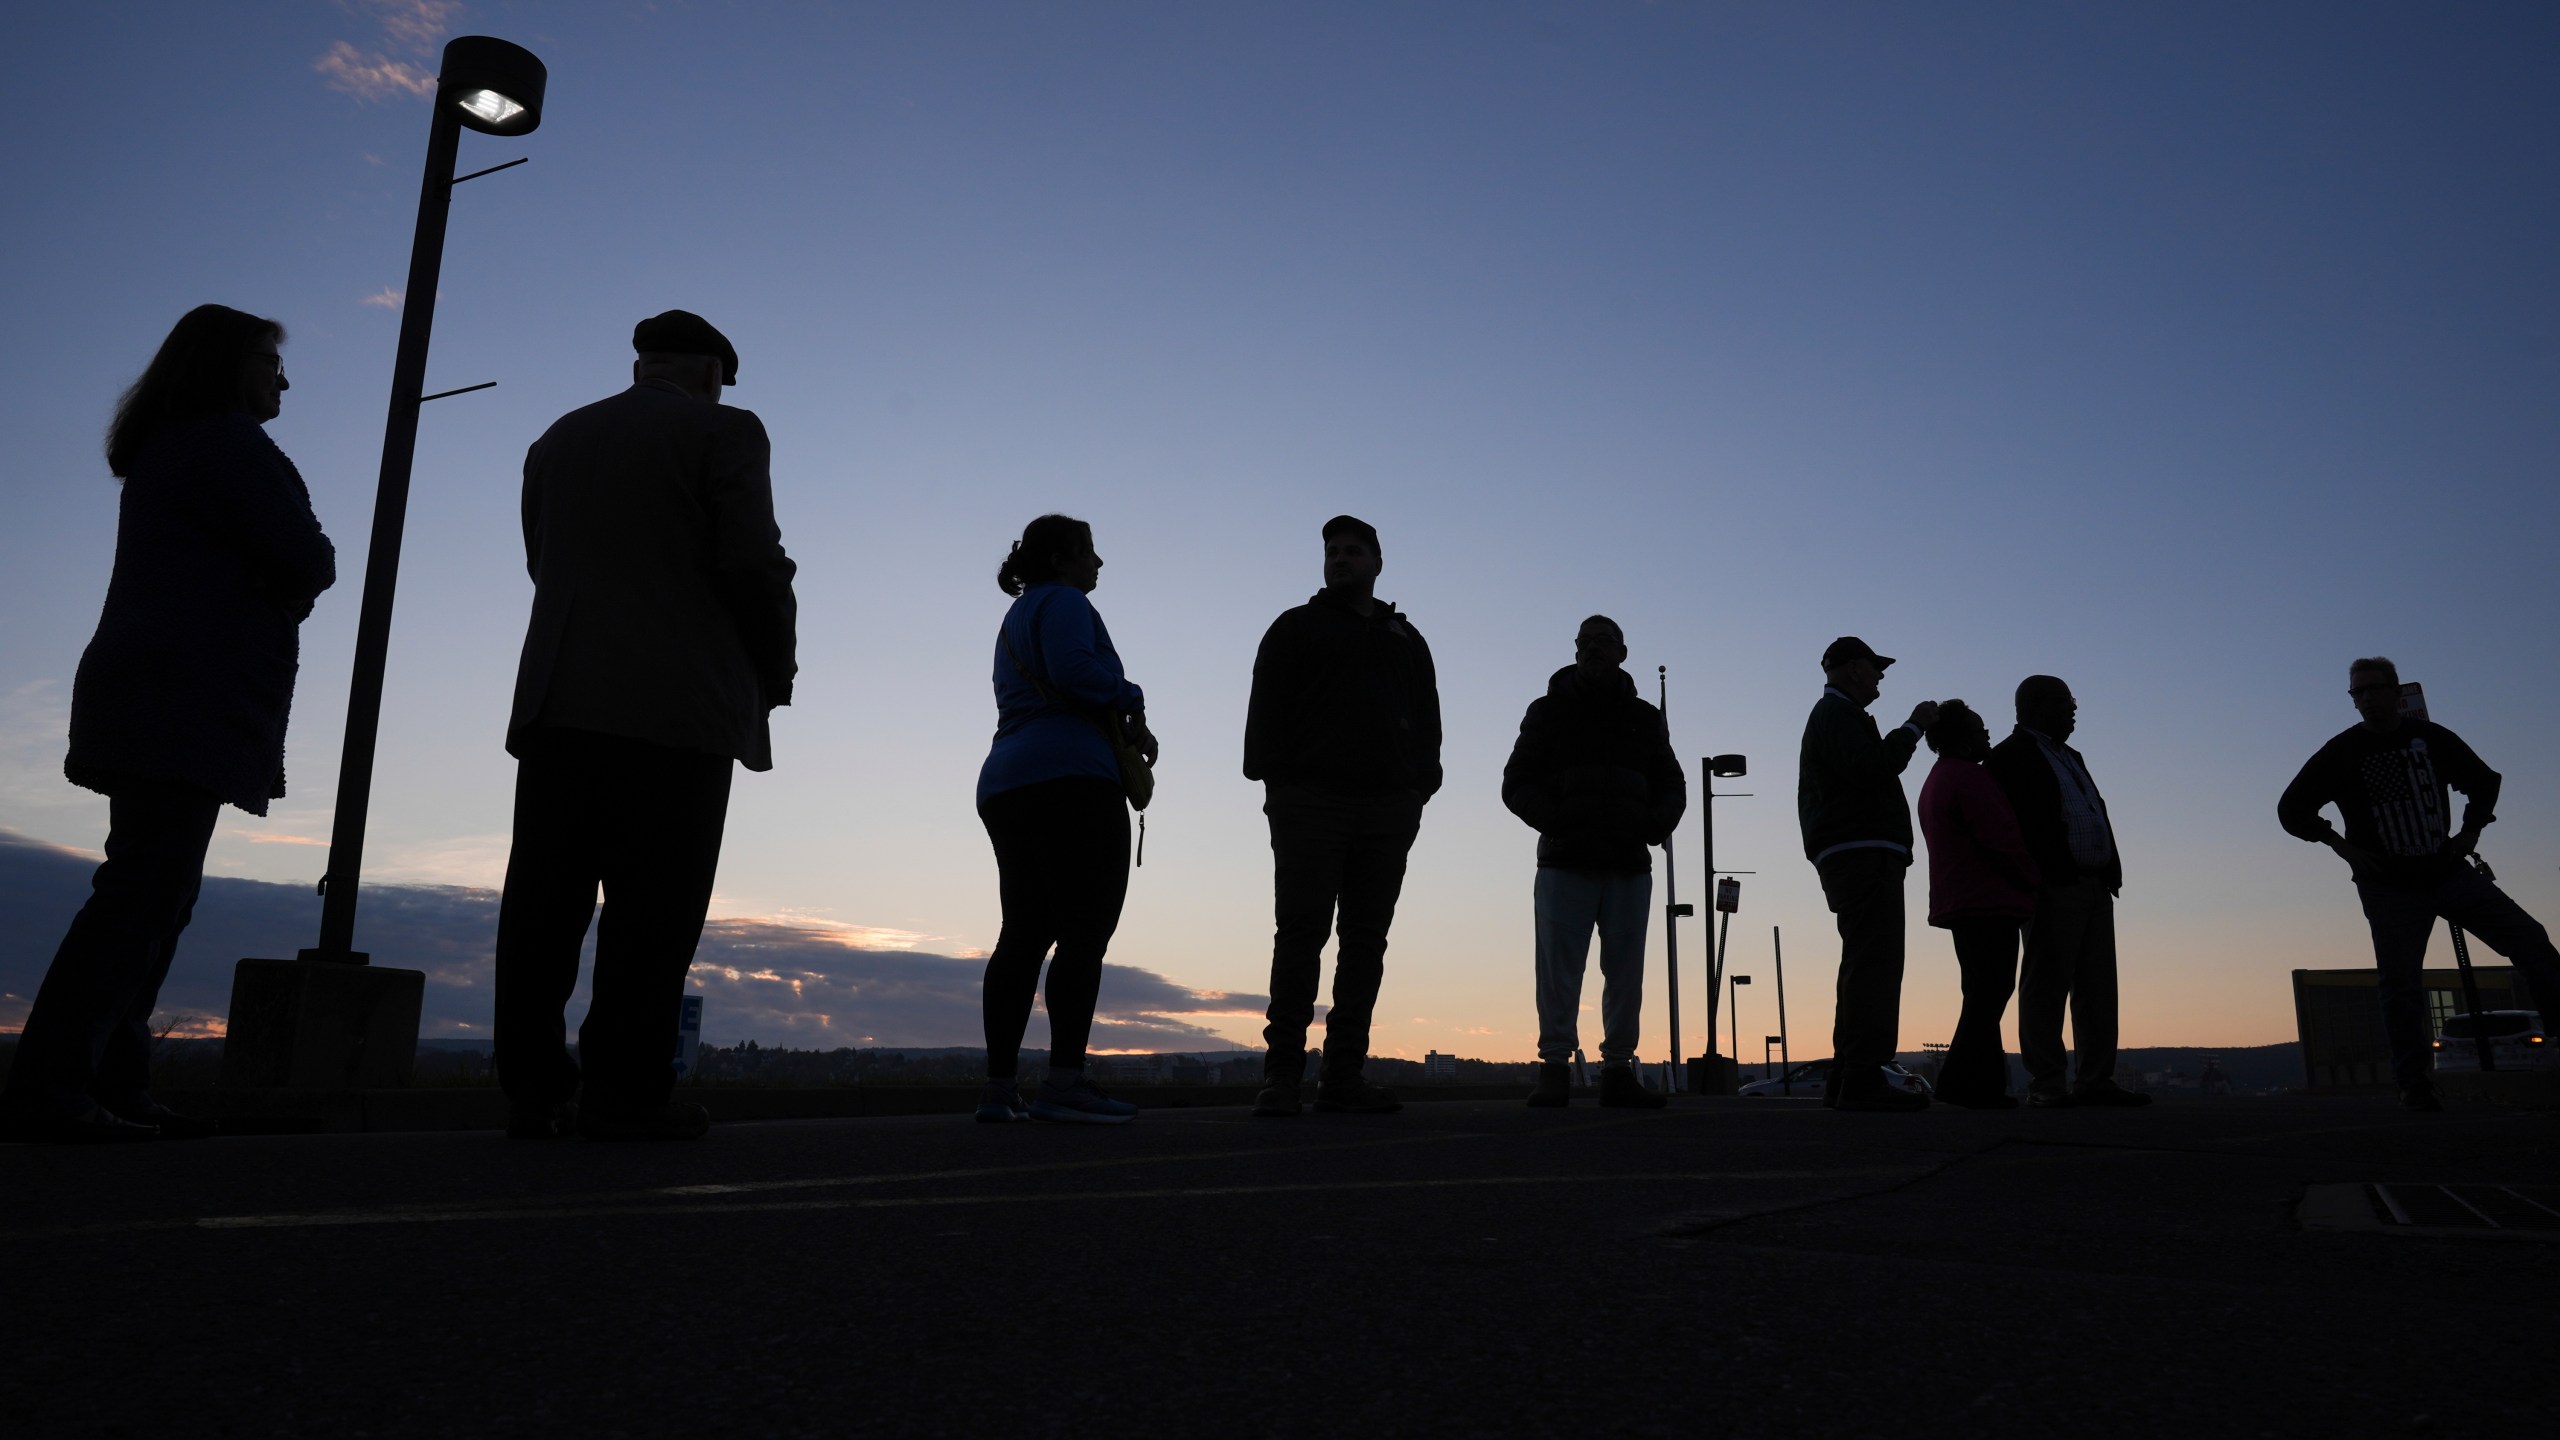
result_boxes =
[1658,667,1683,1086]
[1773,926,1791,1096]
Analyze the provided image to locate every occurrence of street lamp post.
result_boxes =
[220,36,548,1093]
[1691,753,1747,1094]
[1656,669,1697,1090]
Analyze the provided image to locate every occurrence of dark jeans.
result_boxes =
[1262,784,1424,1082]
[1817,848,1907,1078]
[2359,868,2560,1088]
[978,776,1131,1079]
[3,777,222,1117]
[1937,919,2020,1101]
[493,728,733,1118]
[2019,877,2119,1087]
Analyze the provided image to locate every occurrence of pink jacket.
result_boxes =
[1917,756,2040,927]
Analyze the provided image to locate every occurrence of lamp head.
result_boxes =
[440,35,546,137]
[1710,753,1747,778]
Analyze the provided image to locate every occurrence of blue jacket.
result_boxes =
[65,413,336,814]
[976,584,1144,804]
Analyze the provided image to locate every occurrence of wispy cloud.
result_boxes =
[234,829,329,847]
[362,287,404,309]
[0,827,1264,1051]
[314,1,461,104]
[314,40,436,102]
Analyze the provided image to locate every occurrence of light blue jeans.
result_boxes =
[1534,868,1652,1064]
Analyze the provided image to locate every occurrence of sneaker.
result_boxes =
[974,1079,1030,1124]
[579,1100,710,1141]
[1313,1078,1402,1114]
[2073,1079,2153,1109]
[2399,1082,2445,1113]
[1598,1063,1668,1110]
[2025,1083,2077,1109]
[506,1099,578,1140]
[1031,1075,1137,1125]
[1252,1082,1302,1118]
[1526,1061,1571,1108]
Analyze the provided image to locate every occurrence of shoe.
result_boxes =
[579,1100,710,1141]
[2026,1083,2077,1109]
[1313,1078,1402,1114]
[1598,1064,1668,1110]
[1526,1061,1571,1108]
[103,1095,219,1140]
[975,1079,1031,1123]
[506,1099,578,1140]
[1030,1075,1137,1124]
[1835,1078,1930,1113]
[2400,1082,2445,1113]
[1939,1091,2021,1111]
[0,1098,161,1144]
[2073,1079,2153,1109]
[1252,1082,1302,1117]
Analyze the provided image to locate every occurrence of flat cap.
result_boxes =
[632,309,738,385]
[1821,636,1895,671]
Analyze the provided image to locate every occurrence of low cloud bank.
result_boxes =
[0,829,1263,1049]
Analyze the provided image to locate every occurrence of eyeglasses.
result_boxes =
[2348,683,2398,698]
[244,351,284,378]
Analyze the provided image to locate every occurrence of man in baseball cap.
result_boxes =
[1797,636,1940,1111]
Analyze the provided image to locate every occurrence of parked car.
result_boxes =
[1737,1058,1932,1098]
[2432,1010,2552,1072]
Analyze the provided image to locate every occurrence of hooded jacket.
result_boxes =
[1242,588,1442,799]
[1501,664,1687,874]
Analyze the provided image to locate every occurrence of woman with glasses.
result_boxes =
[1,305,335,1142]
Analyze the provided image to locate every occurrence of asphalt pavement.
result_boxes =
[4,1094,2554,1437]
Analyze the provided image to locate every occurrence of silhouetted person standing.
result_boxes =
[2278,657,2560,1112]
[974,514,1157,1125]
[1502,616,1684,1109]
[1244,515,1441,1116]
[1986,676,2145,1108]
[1915,700,2035,1109]
[1797,637,1937,1112]
[493,311,796,1142]
[2,305,332,1143]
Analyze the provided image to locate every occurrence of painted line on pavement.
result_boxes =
[188,1169,1924,1231]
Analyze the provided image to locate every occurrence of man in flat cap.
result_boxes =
[1243,515,1442,1117]
[1796,637,1939,1112]
[493,310,797,1141]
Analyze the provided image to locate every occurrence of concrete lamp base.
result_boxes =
[1688,1055,1739,1095]
[220,957,425,1090]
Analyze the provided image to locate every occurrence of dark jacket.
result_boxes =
[1796,689,1919,864]
[508,381,797,771]
[65,413,335,814]
[977,583,1145,805]
[1501,665,1686,873]
[2278,719,2496,891]
[1916,756,2040,926]
[1986,726,2124,893]
[1242,589,1442,799]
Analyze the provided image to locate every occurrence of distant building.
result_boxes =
[1423,1050,1456,1081]
[2292,966,2536,1092]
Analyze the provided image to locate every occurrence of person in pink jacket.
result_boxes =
[1915,700,2041,1108]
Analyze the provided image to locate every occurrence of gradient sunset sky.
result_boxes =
[2,1,2554,1058]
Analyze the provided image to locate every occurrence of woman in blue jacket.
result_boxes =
[976,514,1156,1124]
[3,305,335,1142]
